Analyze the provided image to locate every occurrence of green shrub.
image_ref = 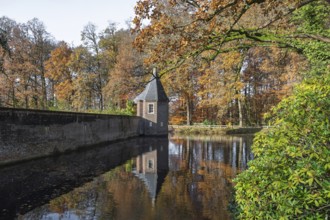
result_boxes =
[202,119,210,125]
[234,74,330,219]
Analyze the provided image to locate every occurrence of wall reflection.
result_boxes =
[10,135,253,220]
[0,137,167,219]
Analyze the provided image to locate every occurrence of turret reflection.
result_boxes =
[134,139,169,204]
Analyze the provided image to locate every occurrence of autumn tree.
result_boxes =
[26,18,55,109]
[133,0,326,70]
[163,59,201,125]
[195,46,305,126]
[0,24,10,78]
[0,17,55,109]
[0,17,19,107]
[6,24,35,108]
[81,22,120,110]
[45,42,74,109]
[67,46,96,110]
[1,16,143,113]
[103,30,145,109]
[197,51,245,126]
[241,47,306,125]
[133,0,318,125]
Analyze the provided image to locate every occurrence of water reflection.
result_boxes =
[0,135,254,220]
[165,135,254,220]
[0,137,166,220]
[134,144,169,204]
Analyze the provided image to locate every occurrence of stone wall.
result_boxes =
[0,108,142,166]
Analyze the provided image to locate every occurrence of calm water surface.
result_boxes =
[0,135,254,220]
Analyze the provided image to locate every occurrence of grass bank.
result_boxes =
[169,125,265,135]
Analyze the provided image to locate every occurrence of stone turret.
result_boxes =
[134,68,169,136]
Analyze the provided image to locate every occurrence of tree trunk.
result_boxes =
[238,98,243,127]
[98,72,103,110]
[33,75,39,108]
[41,72,47,110]
[186,97,193,125]
[12,83,16,108]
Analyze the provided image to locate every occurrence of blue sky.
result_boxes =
[0,0,138,45]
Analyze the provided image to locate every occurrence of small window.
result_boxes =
[149,122,153,127]
[148,103,154,114]
[148,159,154,169]
[160,122,164,127]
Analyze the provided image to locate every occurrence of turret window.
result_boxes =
[148,103,154,114]
[148,159,154,169]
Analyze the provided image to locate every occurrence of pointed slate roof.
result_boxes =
[134,68,169,103]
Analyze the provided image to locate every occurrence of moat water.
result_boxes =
[0,135,254,220]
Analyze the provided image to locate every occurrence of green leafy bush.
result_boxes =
[234,74,330,219]
[234,1,330,218]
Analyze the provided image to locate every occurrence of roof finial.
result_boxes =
[153,67,158,78]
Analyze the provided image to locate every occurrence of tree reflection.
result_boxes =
[160,135,254,220]
[20,135,253,220]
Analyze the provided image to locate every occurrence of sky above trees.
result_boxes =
[0,0,138,46]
